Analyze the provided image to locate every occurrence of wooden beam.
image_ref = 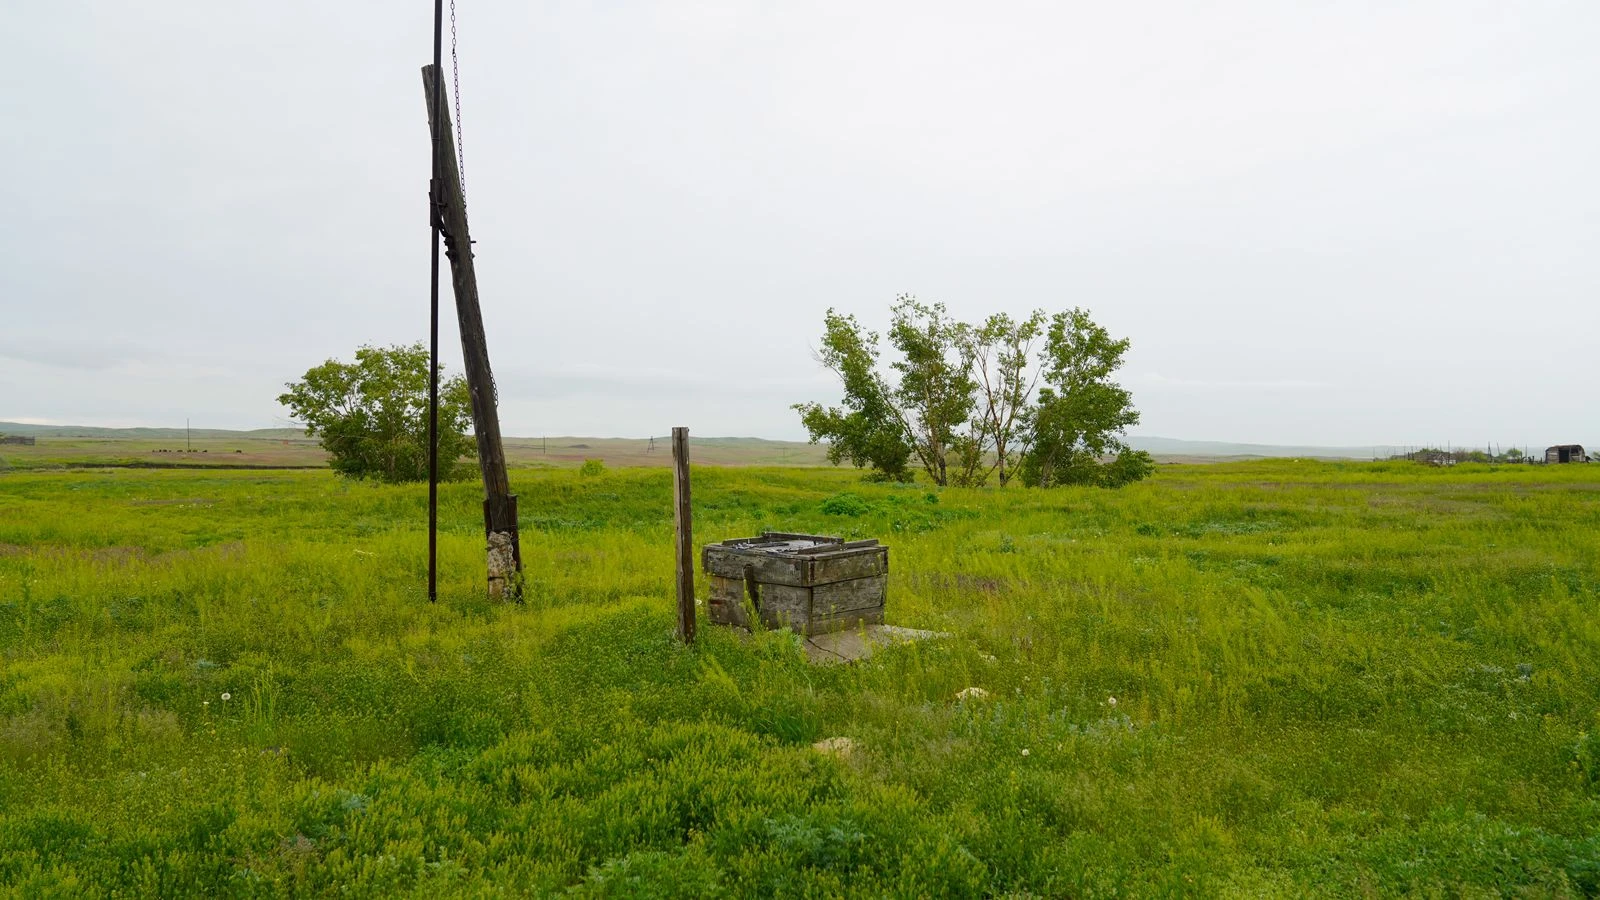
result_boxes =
[421,64,521,599]
[672,426,695,643]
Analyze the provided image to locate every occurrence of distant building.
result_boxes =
[1545,444,1588,464]
[0,435,35,446]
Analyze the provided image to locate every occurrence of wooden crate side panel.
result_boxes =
[811,576,886,617]
[756,584,812,631]
[702,547,808,586]
[707,575,751,627]
[807,548,888,585]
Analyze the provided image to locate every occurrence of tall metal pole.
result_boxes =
[426,0,444,603]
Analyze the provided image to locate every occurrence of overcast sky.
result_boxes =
[2,1,1595,446]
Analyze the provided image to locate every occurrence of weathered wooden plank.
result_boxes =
[812,576,887,616]
[795,539,878,555]
[756,584,810,631]
[707,575,750,627]
[702,547,809,585]
[761,532,842,544]
[672,427,695,644]
[708,575,743,603]
[806,548,888,585]
[705,546,885,585]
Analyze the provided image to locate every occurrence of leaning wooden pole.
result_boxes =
[422,64,522,599]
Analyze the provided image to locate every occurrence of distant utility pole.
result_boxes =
[186,419,190,453]
[423,63,522,599]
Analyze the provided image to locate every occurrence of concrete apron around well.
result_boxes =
[720,622,949,665]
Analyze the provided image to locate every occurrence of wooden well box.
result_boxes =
[702,532,887,635]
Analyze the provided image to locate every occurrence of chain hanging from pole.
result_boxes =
[450,0,468,216]
[449,1,488,405]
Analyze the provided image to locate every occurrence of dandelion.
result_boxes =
[221,692,231,701]
[1107,696,1118,707]
[1021,748,1030,757]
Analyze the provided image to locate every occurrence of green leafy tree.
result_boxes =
[797,299,1152,489]
[967,310,1047,487]
[793,311,915,482]
[278,343,475,483]
[1019,309,1153,487]
[794,297,979,486]
[886,296,979,486]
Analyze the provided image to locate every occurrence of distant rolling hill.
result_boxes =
[1125,436,1384,460]
[0,422,305,440]
[2,422,1424,465]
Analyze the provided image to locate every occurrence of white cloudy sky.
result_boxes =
[2,1,1595,446]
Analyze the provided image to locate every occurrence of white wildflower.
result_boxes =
[1107,696,1117,707]
[955,687,990,701]
[1021,748,1030,757]
[221,692,231,701]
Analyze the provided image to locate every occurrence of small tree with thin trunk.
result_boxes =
[793,311,915,482]
[966,310,1047,487]
[886,296,979,487]
[278,343,475,483]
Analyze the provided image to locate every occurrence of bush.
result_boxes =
[579,459,607,478]
[277,343,474,483]
[820,493,873,516]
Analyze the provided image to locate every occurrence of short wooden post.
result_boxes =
[672,427,695,644]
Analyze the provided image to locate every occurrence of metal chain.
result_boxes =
[450,0,468,214]
[449,0,489,405]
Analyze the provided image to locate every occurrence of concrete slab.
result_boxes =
[803,624,949,665]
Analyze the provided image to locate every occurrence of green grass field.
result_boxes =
[2,460,1598,896]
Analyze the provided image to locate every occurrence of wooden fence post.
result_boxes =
[672,427,695,644]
